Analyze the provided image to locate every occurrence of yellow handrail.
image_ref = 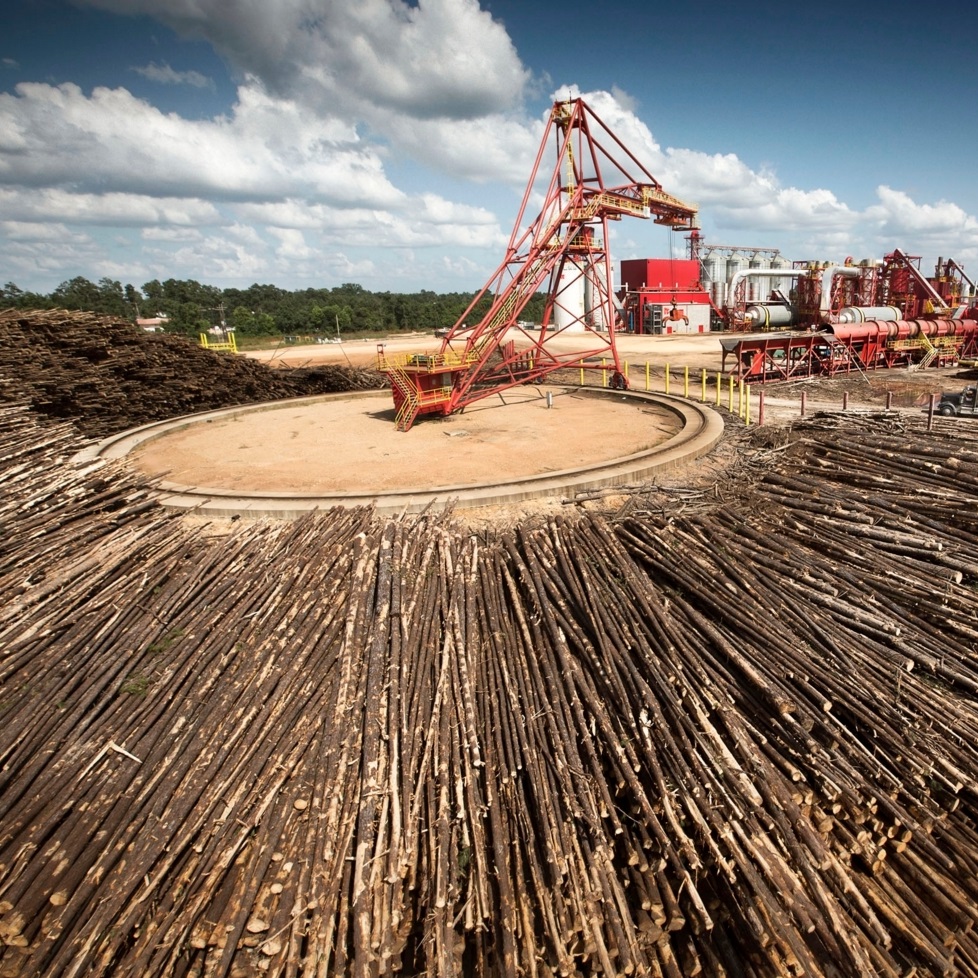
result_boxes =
[199,332,238,353]
[377,334,494,373]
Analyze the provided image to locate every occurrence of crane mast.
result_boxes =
[379,97,698,431]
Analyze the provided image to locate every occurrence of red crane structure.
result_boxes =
[378,97,698,431]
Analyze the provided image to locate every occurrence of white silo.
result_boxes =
[554,258,587,332]
[584,269,608,331]
[770,256,792,298]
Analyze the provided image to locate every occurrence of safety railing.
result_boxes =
[394,382,454,432]
[894,333,959,371]
[377,335,495,374]
[377,347,476,373]
[385,360,419,431]
[199,332,238,353]
[395,392,419,432]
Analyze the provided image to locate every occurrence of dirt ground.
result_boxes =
[245,329,973,417]
[243,330,728,373]
[129,332,719,502]
[131,388,681,494]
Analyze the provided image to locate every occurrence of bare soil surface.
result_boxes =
[243,330,727,373]
[131,388,681,494]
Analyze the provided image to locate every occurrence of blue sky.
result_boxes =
[2,0,976,299]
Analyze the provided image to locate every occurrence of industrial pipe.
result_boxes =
[744,304,794,328]
[725,267,802,312]
[835,306,901,324]
[818,265,862,321]
[828,317,978,344]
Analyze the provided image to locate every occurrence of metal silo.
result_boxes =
[702,251,727,307]
[748,255,770,302]
[726,254,747,306]
[770,256,792,299]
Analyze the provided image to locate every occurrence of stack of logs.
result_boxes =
[0,309,382,439]
[3,400,978,975]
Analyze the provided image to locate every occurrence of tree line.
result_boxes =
[0,276,547,339]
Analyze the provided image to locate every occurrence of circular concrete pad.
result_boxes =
[84,387,725,516]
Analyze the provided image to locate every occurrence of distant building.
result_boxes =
[136,315,169,332]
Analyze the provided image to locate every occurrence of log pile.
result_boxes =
[0,309,382,439]
[3,396,978,974]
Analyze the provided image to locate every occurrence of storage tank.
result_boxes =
[726,254,747,304]
[835,306,901,324]
[748,256,770,302]
[770,256,792,298]
[584,268,607,331]
[554,258,587,332]
[745,304,794,329]
[702,252,727,307]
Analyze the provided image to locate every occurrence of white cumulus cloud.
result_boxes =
[132,61,214,89]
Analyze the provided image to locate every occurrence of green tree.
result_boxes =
[169,302,210,336]
[1,282,24,308]
[124,284,142,317]
[230,305,254,333]
[97,278,128,317]
[253,312,277,335]
[229,305,275,336]
[52,276,102,311]
[141,279,166,315]
[5,274,526,336]
[0,282,47,310]
[308,304,326,331]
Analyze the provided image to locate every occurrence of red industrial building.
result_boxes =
[619,258,717,334]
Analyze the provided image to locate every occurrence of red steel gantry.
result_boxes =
[378,97,698,430]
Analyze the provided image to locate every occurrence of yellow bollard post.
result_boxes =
[624,360,629,381]
[738,379,745,418]
[728,374,735,411]
[683,365,689,398]
[665,363,671,395]
[602,358,608,388]
[645,361,650,392]
[715,372,722,407]
[701,368,707,401]
[745,383,751,424]
[580,366,585,386]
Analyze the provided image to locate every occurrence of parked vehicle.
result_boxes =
[938,386,978,417]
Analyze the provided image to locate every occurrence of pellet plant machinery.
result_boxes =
[377,97,697,431]
[718,250,978,381]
